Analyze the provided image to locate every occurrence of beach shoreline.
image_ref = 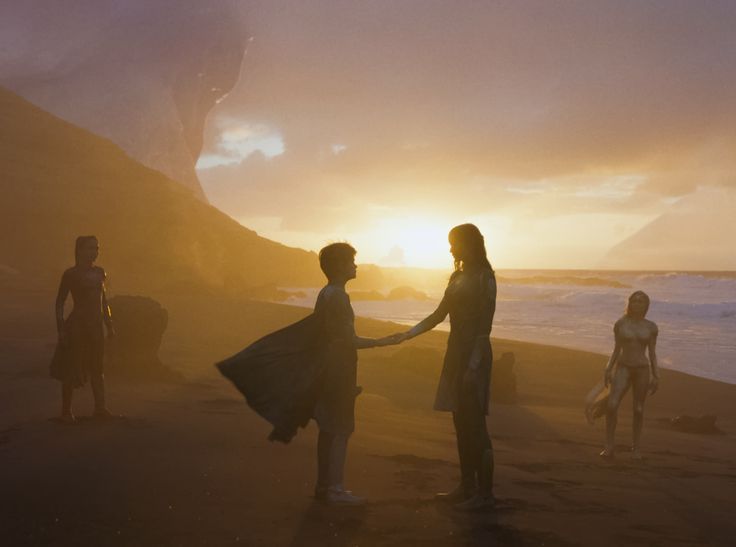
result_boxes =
[1,291,734,546]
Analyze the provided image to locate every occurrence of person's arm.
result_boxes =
[403,287,451,340]
[467,271,497,372]
[648,322,659,394]
[55,271,70,342]
[101,269,115,337]
[321,289,379,349]
[354,335,387,349]
[604,322,622,387]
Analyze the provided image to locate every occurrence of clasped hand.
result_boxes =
[374,331,411,347]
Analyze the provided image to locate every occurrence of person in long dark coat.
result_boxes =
[217,243,400,505]
[397,223,497,511]
[52,236,116,422]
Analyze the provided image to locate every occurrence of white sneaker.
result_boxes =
[326,486,365,506]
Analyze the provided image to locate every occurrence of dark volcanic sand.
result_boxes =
[1,291,734,546]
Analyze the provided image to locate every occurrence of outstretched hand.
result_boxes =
[375,332,410,347]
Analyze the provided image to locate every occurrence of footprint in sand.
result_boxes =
[371,454,457,493]
[199,398,243,415]
[508,462,551,474]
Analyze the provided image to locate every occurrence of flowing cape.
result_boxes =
[215,313,328,443]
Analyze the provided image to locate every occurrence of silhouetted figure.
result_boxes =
[217,243,399,506]
[599,291,659,459]
[51,236,116,422]
[397,224,497,511]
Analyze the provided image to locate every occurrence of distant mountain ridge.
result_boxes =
[602,188,736,271]
[0,86,326,295]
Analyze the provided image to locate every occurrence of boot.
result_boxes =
[455,449,495,512]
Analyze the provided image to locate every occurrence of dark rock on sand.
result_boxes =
[492,352,518,404]
[107,295,178,380]
[668,414,723,435]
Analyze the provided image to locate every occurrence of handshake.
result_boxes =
[373,331,412,347]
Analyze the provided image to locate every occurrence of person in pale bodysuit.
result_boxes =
[600,291,659,459]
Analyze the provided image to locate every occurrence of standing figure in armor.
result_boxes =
[600,290,659,459]
[52,236,116,422]
[397,224,497,511]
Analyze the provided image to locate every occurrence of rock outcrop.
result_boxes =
[0,0,248,199]
[106,295,171,379]
[0,86,324,294]
[491,352,517,404]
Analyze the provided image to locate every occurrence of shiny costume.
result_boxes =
[52,265,112,387]
[603,316,659,454]
[409,267,497,495]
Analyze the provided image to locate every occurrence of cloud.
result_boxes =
[196,0,736,265]
[380,245,406,267]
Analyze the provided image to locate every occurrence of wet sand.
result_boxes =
[1,291,734,546]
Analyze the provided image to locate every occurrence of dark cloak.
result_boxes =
[216,312,328,443]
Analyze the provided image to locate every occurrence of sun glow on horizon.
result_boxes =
[235,212,526,270]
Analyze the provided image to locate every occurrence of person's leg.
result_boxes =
[475,415,493,499]
[91,373,112,416]
[630,367,650,458]
[327,433,349,488]
[454,407,479,492]
[437,413,471,501]
[315,430,333,499]
[61,382,75,422]
[455,394,495,511]
[602,366,631,457]
[324,433,364,505]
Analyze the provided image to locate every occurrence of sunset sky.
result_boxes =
[193,1,736,269]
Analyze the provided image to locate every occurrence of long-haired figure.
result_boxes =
[398,223,497,511]
[599,291,659,459]
[52,236,116,422]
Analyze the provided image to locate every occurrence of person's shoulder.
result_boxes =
[320,284,349,304]
[645,318,658,333]
[614,317,627,332]
[480,267,495,283]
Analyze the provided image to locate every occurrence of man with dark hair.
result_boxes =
[319,242,357,281]
[313,242,397,504]
[217,242,401,506]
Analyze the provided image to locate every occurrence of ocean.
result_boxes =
[284,271,736,385]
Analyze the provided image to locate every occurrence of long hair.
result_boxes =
[448,223,493,275]
[625,290,650,318]
[74,235,98,266]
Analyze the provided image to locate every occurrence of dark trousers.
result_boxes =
[453,384,493,495]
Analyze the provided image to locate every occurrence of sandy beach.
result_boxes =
[1,291,734,546]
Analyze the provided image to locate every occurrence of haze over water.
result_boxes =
[286,270,736,385]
